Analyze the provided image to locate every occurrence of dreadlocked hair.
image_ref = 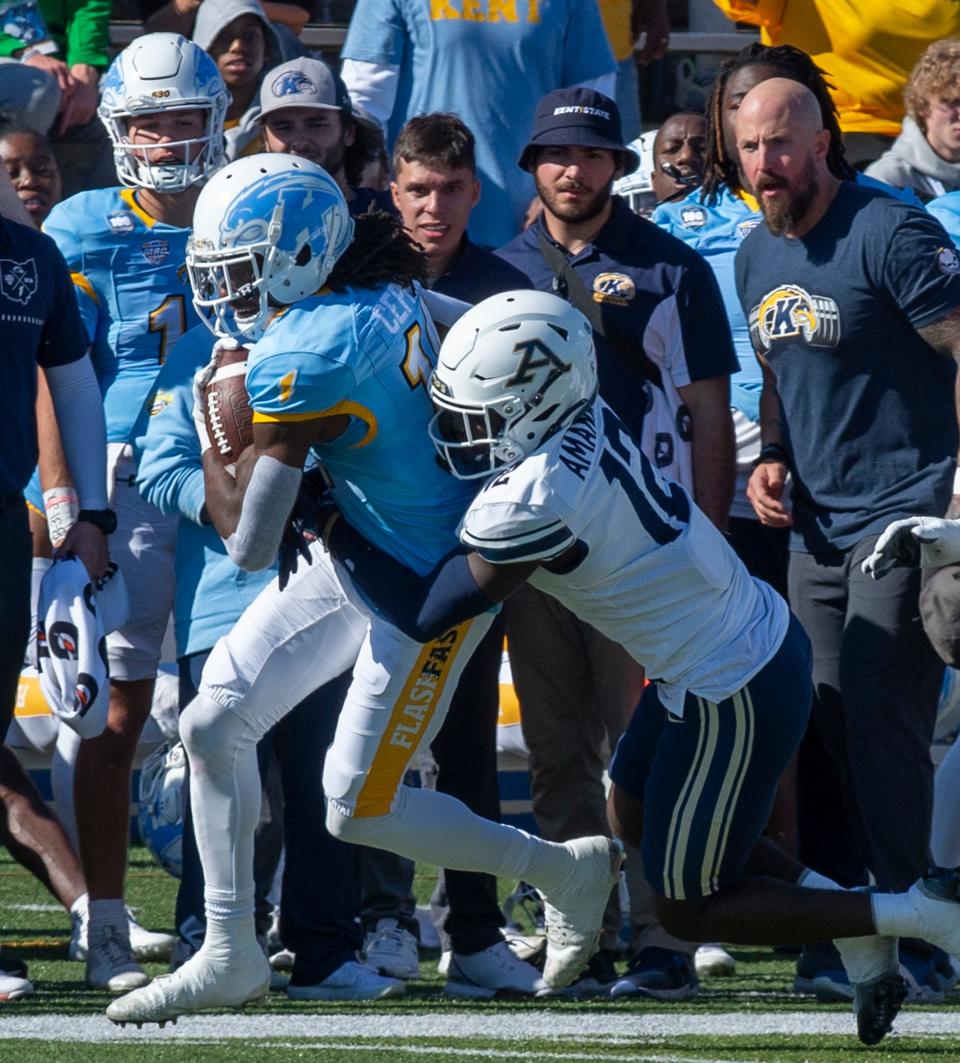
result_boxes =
[701,42,856,204]
[326,209,428,292]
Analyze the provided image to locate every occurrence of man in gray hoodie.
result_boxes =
[866,38,960,202]
[191,0,292,160]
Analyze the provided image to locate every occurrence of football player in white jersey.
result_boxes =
[106,156,624,1026]
[308,290,960,1046]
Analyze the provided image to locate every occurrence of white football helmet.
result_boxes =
[429,290,597,480]
[613,130,656,216]
[186,153,355,341]
[98,33,229,194]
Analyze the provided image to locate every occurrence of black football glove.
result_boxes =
[278,467,340,591]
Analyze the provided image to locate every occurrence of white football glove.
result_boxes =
[862,517,960,579]
[191,363,214,456]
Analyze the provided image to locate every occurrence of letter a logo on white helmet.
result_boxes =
[429,290,597,480]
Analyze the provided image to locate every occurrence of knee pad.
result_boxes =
[180,692,256,763]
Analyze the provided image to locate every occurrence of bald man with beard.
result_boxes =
[734,76,960,1011]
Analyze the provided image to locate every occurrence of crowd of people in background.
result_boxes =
[2,0,960,1048]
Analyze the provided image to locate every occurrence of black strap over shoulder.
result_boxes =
[535,229,663,390]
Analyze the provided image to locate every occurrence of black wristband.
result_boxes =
[752,442,789,469]
[76,507,118,535]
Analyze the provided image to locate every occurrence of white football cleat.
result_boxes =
[106,946,270,1025]
[86,924,150,992]
[540,836,624,988]
[904,867,960,958]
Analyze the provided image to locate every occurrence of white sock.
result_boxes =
[180,692,261,917]
[329,785,575,893]
[797,869,843,890]
[871,893,922,939]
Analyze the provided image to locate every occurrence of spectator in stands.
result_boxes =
[144,0,311,38]
[711,0,960,168]
[0,121,60,226]
[192,0,286,159]
[737,76,960,1000]
[340,0,616,247]
[497,86,737,998]
[0,0,116,196]
[866,39,960,202]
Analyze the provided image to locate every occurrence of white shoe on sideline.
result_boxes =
[905,867,960,957]
[0,954,34,1002]
[86,924,150,992]
[106,945,270,1025]
[694,943,736,978]
[70,897,175,963]
[444,941,548,999]
[363,918,419,980]
[287,960,404,1001]
[541,836,624,989]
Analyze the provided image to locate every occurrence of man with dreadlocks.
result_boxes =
[106,153,623,1025]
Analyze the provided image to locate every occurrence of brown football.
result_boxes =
[203,345,253,470]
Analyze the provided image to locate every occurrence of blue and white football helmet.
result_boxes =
[138,741,187,878]
[98,33,229,194]
[186,153,355,341]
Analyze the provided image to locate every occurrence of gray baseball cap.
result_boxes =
[258,57,353,121]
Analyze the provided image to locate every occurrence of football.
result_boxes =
[202,344,253,472]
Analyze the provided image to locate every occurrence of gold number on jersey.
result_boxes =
[400,321,435,392]
[148,294,186,365]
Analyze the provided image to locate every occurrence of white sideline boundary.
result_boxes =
[3,1011,960,1042]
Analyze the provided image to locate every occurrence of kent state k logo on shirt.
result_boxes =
[748,284,841,354]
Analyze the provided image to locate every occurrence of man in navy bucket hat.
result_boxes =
[517,87,639,174]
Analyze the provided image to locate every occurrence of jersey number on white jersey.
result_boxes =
[600,405,690,544]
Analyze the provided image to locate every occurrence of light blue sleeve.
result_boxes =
[136,328,214,526]
[560,0,616,85]
[43,199,99,347]
[928,192,960,251]
[341,0,407,65]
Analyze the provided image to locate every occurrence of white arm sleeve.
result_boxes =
[575,73,616,98]
[341,59,400,127]
[224,454,302,571]
[44,357,108,509]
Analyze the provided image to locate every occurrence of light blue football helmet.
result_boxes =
[186,153,355,340]
[98,33,229,194]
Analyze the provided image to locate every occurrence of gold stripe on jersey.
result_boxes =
[664,698,716,900]
[700,690,754,896]
[253,400,379,447]
[354,621,473,817]
[71,272,99,305]
[120,187,157,228]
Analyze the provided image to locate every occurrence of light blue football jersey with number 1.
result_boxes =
[246,282,476,576]
[44,187,198,445]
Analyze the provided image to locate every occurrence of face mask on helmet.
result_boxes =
[429,290,598,480]
[98,33,229,194]
[186,153,355,341]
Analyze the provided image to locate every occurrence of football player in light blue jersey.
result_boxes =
[107,154,623,1025]
[37,33,229,994]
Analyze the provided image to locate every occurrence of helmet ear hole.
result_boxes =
[295,244,312,267]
